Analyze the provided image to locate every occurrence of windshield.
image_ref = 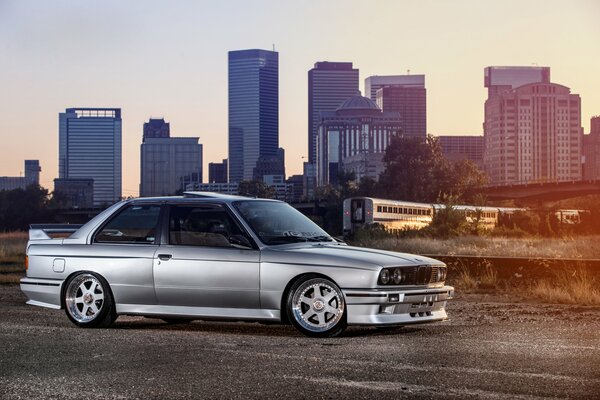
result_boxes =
[233,200,333,245]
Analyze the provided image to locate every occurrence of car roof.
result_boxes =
[128,192,282,205]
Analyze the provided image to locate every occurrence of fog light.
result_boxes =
[389,293,400,302]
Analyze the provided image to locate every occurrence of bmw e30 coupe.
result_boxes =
[21,192,454,337]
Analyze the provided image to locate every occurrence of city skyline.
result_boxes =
[1,1,599,196]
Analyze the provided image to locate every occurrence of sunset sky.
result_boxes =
[1,0,599,196]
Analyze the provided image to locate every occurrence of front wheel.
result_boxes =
[64,272,117,328]
[286,276,347,338]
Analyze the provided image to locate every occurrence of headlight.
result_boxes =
[438,267,447,282]
[380,268,390,284]
[392,268,402,284]
[379,267,407,285]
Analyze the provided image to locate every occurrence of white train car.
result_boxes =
[555,209,589,224]
[451,205,500,230]
[344,197,509,234]
[343,197,433,234]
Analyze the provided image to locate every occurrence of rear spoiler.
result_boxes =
[29,224,84,240]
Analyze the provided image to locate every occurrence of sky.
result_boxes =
[1,0,599,197]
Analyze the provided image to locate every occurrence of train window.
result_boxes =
[351,199,365,223]
[377,206,382,212]
[403,208,407,214]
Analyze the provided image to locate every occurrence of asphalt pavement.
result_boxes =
[1,285,599,399]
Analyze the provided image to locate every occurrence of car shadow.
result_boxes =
[110,317,423,338]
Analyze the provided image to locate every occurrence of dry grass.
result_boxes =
[449,261,499,292]
[528,268,600,305]
[0,231,27,259]
[0,274,22,284]
[449,262,600,305]
[351,235,600,259]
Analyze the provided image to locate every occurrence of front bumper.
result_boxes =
[342,285,454,325]
[20,277,63,309]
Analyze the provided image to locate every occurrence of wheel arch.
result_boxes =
[279,272,342,325]
[60,270,116,311]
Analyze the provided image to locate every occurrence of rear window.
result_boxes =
[95,205,161,244]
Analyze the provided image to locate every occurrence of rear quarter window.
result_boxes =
[94,205,162,244]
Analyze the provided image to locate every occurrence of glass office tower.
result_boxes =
[58,108,122,207]
[228,49,279,183]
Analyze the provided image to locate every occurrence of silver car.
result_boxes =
[21,192,454,337]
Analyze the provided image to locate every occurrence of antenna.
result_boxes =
[273,43,276,52]
[407,69,411,75]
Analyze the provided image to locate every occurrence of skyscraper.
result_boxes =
[140,118,202,197]
[228,49,279,183]
[364,74,425,101]
[143,118,170,141]
[308,62,359,164]
[484,66,550,99]
[583,116,600,181]
[140,137,203,197]
[208,159,228,183]
[59,108,122,206]
[437,135,484,169]
[483,70,582,186]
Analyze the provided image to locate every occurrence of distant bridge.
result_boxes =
[484,180,600,201]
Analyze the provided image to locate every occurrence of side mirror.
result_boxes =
[229,234,253,249]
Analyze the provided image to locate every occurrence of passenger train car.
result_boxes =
[343,197,517,234]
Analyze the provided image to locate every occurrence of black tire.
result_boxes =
[64,272,117,328]
[286,276,347,338]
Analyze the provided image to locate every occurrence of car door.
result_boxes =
[153,203,261,309]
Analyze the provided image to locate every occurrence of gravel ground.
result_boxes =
[1,285,599,399]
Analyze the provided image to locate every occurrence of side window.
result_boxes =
[95,205,161,244]
[169,205,246,248]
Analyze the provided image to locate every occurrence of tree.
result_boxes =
[0,185,56,231]
[377,135,449,202]
[377,135,487,204]
[237,180,276,199]
[449,160,488,204]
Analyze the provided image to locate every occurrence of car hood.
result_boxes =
[261,243,443,270]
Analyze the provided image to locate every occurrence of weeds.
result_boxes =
[0,232,27,259]
[350,235,600,259]
[528,268,600,305]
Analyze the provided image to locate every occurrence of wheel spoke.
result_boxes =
[323,291,336,302]
[94,292,104,301]
[313,286,321,298]
[324,305,339,315]
[75,296,84,304]
[316,312,326,325]
[300,296,312,306]
[90,302,99,314]
[82,305,90,316]
[303,309,317,320]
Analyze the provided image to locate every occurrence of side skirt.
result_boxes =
[116,304,281,322]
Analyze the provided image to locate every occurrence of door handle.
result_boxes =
[158,254,172,261]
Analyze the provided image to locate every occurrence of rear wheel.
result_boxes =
[286,276,347,338]
[64,273,116,328]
